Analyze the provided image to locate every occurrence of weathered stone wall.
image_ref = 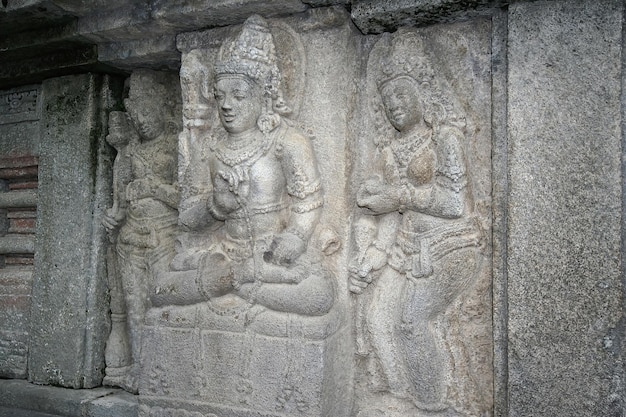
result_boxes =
[0,85,41,379]
[29,74,123,389]
[0,1,623,416]
[506,1,624,415]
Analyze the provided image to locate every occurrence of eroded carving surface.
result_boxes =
[110,14,350,417]
[102,13,491,417]
[154,14,334,320]
[350,27,492,416]
[103,69,181,392]
[0,86,40,124]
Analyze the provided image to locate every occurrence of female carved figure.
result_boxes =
[351,31,482,414]
[153,15,333,318]
[102,70,180,392]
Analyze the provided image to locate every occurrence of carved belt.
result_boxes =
[388,217,483,279]
[118,212,177,249]
[228,201,289,219]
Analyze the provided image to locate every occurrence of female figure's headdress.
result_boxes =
[377,29,434,90]
[375,29,464,131]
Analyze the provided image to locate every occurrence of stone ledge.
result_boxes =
[0,0,526,85]
[0,405,63,417]
[0,379,138,417]
[351,0,514,33]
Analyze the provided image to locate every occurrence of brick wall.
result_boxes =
[0,156,38,378]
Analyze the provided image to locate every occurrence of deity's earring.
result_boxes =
[257,96,280,134]
[167,120,180,135]
[272,90,292,116]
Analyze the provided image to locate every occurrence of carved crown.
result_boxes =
[377,29,434,89]
[215,14,282,99]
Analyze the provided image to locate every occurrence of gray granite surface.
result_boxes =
[29,74,122,389]
[507,0,624,415]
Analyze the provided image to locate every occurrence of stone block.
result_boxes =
[139,319,351,417]
[0,406,63,417]
[507,0,624,415]
[0,268,32,378]
[351,0,507,34]
[0,379,117,417]
[0,85,41,125]
[152,0,309,30]
[85,391,139,417]
[0,85,41,157]
[0,45,99,90]
[98,35,180,71]
[0,121,40,157]
[0,191,38,209]
[28,73,123,388]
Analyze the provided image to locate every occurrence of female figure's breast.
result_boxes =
[405,142,435,187]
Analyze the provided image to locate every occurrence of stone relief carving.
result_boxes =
[101,12,491,417]
[104,14,351,417]
[102,69,181,392]
[0,86,40,124]
[350,28,490,416]
[152,13,334,319]
[1,89,37,115]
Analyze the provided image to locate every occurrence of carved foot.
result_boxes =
[103,365,138,394]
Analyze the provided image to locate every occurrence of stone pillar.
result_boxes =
[507,0,624,415]
[28,74,123,388]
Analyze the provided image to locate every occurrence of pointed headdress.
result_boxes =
[215,14,282,100]
[377,28,435,89]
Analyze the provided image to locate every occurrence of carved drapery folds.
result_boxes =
[351,26,492,416]
[102,11,492,417]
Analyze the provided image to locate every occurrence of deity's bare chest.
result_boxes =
[131,138,176,181]
[212,147,288,204]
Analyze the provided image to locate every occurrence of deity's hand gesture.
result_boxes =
[102,207,126,233]
[264,231,306,266]
[356,178,401,214]
[349,244,387,294]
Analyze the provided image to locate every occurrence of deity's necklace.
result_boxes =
[211,129,274,168]
[390,127,432,169]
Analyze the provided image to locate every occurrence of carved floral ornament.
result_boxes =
[0,87,40,124]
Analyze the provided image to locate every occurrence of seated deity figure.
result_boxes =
[350,30,483,414]
[153,15,334,318]
[102,69,180,392]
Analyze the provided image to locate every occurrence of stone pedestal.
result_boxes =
[139,304,351,417]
